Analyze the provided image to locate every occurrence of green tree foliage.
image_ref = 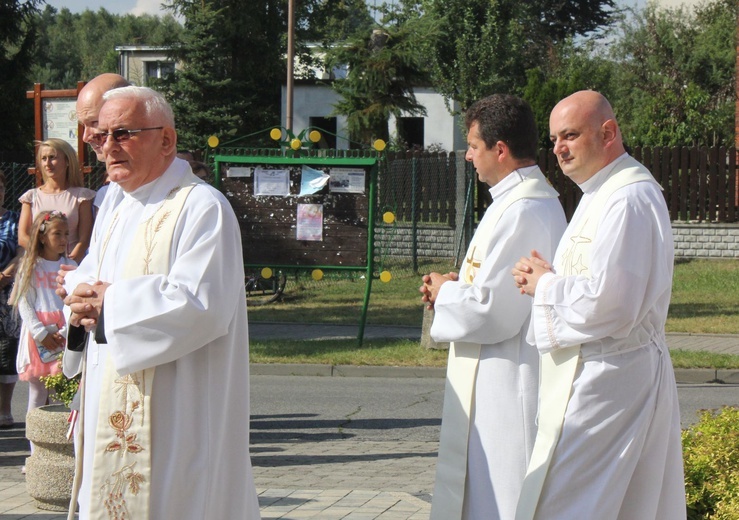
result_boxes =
[0,0,42,152]
[162,0,294,150]
[29,6,183,90]
[421,0,617,113]
[308,0,375,45]
[325,1,431,146]
[328,24,429,146]
[294,0,375,79]
[613,0,736,147]
[156,1,245,151]
[523,39,617,147]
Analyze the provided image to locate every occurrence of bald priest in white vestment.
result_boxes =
[62,86,261,520]
[420,94,566,520]
[513,90,686,520]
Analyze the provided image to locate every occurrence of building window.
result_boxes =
[397,117,424,150]
[145,61,175,83]
[309,117,337,149]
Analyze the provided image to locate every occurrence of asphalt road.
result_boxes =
[248,375,739,442]
[9,375,739,436]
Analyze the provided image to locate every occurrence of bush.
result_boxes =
[683,406,739,519]
[39,355,80,408]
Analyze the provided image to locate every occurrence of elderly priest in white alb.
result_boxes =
[421,94,566,520]
[62,86,260,520]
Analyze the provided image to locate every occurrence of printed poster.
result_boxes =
[297,203,323,241]
[329,168,365,194]
[254,168,290,196]
[43,99,78,152]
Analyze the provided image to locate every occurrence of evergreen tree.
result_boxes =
[326,3,429,146]
[0,0,42,153]
[156,2,243,151]
[162,0,289,150]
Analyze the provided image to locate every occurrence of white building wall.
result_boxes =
[282,84,351,149]
[285,83,464,152]
[388,87,465,152]
[116,46,179,87]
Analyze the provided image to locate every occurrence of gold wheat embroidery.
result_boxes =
[141,186,180,275]
[101,461,145,519]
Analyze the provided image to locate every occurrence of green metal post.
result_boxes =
[358,159,379,346]
[411,154,419,273]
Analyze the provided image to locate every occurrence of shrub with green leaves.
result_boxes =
[683,406,739,519]
[39,356,80,408]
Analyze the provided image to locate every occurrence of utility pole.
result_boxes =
[286,0,296,132]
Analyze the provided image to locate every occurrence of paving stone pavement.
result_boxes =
[2,325,737,518]
[0,420,436,519]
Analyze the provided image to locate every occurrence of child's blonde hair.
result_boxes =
[12,211,69,308]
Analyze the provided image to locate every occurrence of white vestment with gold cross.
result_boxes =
[516,154,686,520]
[429,166,567,520]
[63,158,261,520]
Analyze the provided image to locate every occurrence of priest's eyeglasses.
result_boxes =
[90,127,164,146]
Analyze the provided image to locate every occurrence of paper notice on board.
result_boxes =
[299,165,330,196]
[227,166,252,177]
[43,99,78,152]
[254,168,290,196]
[297,203,323,241]
[329,168,365,194]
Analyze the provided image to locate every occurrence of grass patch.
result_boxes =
[669,349,739,370]
[250,338,449,367]
[667,259,739,334]
[249,342,739,369]
[250,258,739,334]
[248,258,452,326]
[247,258,739,369]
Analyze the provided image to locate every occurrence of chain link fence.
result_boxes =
[0,161,108,214]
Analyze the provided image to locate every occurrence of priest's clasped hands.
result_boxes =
[512,250,554,297]
[419,271,459,310]
[56,264,109,330]
[64,281,110,331]
[420,249,557,307]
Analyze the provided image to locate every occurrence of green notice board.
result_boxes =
[212,150,381,344]
[216,156,377,268]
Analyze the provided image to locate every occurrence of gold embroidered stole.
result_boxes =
[87,181,195,520]
[515,159,658,520]
[430,169,559,520]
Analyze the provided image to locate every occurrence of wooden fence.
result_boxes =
[381,147,739,225]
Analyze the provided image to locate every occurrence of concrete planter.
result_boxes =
[25,404,74,512]
[421,306,449,350]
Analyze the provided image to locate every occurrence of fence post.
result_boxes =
[411,153,419,273]
[454,152,468,267]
